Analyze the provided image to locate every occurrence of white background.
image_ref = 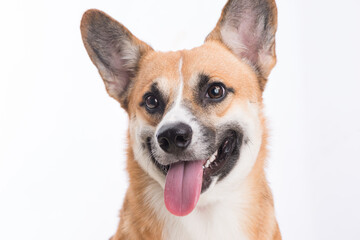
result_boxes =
[1,0,359,239]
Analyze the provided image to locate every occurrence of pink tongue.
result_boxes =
[164,161,203,216]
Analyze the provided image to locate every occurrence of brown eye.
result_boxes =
[207,84,225,99]
[145,95,159,109]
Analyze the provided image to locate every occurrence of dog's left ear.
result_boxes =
[206,0,277,90]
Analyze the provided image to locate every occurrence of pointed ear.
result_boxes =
[80,9,153,109]
[206,0,277,89]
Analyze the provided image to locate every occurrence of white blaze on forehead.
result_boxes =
[176,58,184,107]
[156,57,188,130]
[168,57,184,121]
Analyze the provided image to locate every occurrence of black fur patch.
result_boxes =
[202,124,244,192]
[195,73,234,107]
[139,83,167,117]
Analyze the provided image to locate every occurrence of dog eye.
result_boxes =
[145,95,159,109]
[206,83,225,99]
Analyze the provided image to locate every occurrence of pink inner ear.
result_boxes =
[101,48,135,100]
[236,13,262,64]
[104,71,130,99]
[110,52,131,87]
[220,7,273,72]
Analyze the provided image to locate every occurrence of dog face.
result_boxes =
[81,0,277,216]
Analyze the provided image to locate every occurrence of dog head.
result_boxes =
[81,0,277,216]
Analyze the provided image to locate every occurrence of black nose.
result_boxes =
[157,122,192,154]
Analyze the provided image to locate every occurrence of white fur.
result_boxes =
[215,101,263,185]
[130,115,167,187]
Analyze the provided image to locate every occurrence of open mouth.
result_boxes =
[146,130,241,216]
[202,130,240,191]
[148,131,240,188]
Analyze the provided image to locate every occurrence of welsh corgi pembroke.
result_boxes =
[81,0,280,239]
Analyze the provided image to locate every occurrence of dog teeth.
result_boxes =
[204,160,210,168]
[209,151,217,163]
[203,150,218,169]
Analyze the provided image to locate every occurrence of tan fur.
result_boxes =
[109,42,281,239]
[80,1,280,239]
[112,139,164,240]
[240,113,281,239]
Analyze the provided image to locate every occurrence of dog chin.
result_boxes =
[146,129,243,193]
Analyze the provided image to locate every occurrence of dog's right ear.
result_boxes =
[80,9,153,110]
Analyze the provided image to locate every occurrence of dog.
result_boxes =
[80,0,280,239]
